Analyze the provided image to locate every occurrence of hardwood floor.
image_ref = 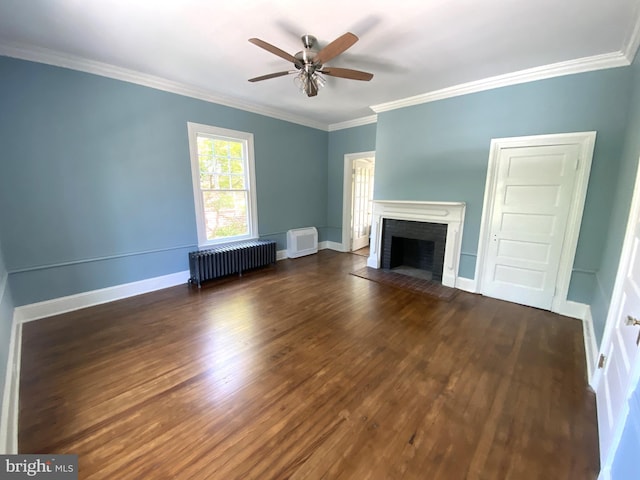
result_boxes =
[351,246,369,257]
[19,251,599,479]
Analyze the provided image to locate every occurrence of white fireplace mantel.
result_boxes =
[367,201,466,288]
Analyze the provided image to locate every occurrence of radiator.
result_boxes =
[287,227,318,258]
[188,239,276,287]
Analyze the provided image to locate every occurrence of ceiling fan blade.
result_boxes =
[248,71,292,82]
[249,38,298,64]
[320,67,373,81]
[314,32,358,65]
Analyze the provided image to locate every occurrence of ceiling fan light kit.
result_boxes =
[248,32,373,97]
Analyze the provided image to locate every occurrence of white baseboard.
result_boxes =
[553,300,597,388]
[582,306,599,390]
[14,270,190,324]
[455,277,477,293]
[597,465,611,480]
[277,241,345,261]
[554,300,589,320]
[0,317,21,454]
[322,241,346,252]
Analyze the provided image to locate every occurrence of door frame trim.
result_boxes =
[342,151,375,252]
[474,131,596,313]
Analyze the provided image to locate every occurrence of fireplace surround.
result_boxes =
[367,201,466,288]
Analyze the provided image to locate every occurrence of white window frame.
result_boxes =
[187,122,259,247]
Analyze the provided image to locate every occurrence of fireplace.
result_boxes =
[367,201,466,288]
[381,219,447,282]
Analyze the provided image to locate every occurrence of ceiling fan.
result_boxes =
[248,32,374,97]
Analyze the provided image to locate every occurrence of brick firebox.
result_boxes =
[381,219,447,282]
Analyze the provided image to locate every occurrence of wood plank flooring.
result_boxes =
[19,250,599,479]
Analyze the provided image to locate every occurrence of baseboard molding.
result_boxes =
[554,300,597,388]
[322,241,346,252]
[554,300,589,320]
[0,317,21,454]
[598,465,611,480]
[455,277,477,293]
[583,306,599,390]
[14,270,190,324]
[277,241,343,261]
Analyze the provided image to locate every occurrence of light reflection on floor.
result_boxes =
[202,295,257,398]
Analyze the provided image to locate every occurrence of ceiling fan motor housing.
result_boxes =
[295,35,320,70]
[301,34,317,49]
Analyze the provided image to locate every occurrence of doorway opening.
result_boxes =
[342,152,375,253]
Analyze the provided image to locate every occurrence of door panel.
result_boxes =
[506,151,570,176]
[500,212,556,235]
[493,264,545,288]
[496,239,550,263]
[481,144,579,309]
[504,185,560,206]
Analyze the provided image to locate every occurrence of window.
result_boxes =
[187,122,258,246]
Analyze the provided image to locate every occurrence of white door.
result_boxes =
[481,144,580,309]
[596,162,640,472]
[609,382,640,478]
[351,159,374,251]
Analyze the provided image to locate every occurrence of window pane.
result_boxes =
[198,156,214,179]
[200,173,214,189]
[230,175,245,189]
[202,190,249,240]
[213,140,229,157]
[230,158,243,173]
[197,136,213,156]
[215,157,230,173]
[215,175,231,189]
[229,141,243,158]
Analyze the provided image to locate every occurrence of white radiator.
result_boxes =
[287,227,318,258]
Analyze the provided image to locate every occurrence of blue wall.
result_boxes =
[326,123,377,243]
[0,57,328,306]
[0,238,14,429]
[590,53,640,344]
[374,67,633,299]
[2,53,640,350]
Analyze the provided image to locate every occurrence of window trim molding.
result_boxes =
[187,122,259,247]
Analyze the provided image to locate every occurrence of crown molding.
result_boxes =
[2,38,637,131]
[623,11,640,63]
[0,42,329,131]
[328,114,377,132]
[370,51,630,114]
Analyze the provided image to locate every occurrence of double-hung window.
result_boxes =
[187,122,258,246]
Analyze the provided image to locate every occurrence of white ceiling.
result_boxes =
[0,0,639,129]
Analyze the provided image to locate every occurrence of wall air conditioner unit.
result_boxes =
[287,227,318,258]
